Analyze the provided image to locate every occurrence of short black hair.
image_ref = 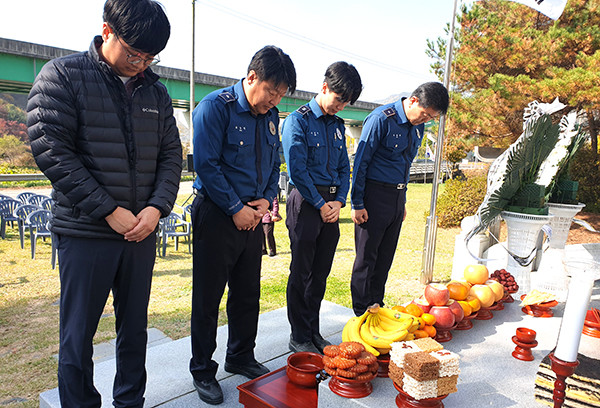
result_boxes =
[324,61,363,105]
[411,82,450,114]
[103,0,171,55]
[247,46,297,94]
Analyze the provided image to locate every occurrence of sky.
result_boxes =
[0,0,464,103]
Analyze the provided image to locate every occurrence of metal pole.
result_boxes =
[189,0,195,154]
[420,0,459,284]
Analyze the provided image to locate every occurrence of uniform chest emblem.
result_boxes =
[335,128,343,140]
[269,121,276,135]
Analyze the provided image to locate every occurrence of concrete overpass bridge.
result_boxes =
[0,37,379,140]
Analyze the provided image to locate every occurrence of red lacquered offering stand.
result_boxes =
[582,309,600,338]
[503,289,517,304]
[455,310,478,330]
[377,353,390,377]
[393,382,448,408]
[475,303,496,320]
[511,336,538,361]
[237,367,317,408]
[520,294,558,318]
[329,374,374,398]
[434,322,457,343]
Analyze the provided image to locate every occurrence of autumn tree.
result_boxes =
[427,0,600,155]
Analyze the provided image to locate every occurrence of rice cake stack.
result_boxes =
[389,338,460,400]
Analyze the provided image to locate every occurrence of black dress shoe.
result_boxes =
[289,335,320,354]
[224,360,269,379]
[312,333,332,353]
[269,251,276,257]
[193,378,223,405]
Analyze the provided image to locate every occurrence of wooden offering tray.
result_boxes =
[393,382,448,408]
[434,322,457,343]
[511,335,538,362]
[520,294,558,318]
[237,366,317,408]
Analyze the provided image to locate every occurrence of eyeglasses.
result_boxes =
[115,35,160,66]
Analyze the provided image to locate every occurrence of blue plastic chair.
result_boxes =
[0,198,20,238]
[26,209,57,269]
[14,204,40,249]
[158,213,191,256]
[16,192,36,204]
[40,198,54,211]
[26,194,50,207]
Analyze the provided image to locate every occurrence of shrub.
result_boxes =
[434,175,487,228]
[570,145,600,213]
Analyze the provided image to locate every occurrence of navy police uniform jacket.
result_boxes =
[281,98,350,209]
[192,80,281,216]
[351,98,423,210]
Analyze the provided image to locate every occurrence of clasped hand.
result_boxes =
[105,206,161,242]
[232,198,269,231]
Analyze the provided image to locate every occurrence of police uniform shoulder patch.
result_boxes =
[217,91,236,103]
[383,107,396,118]
[297,105,311,115]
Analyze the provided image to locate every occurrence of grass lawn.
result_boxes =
[0,182,458,407]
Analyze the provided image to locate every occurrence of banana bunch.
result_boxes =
[341,304,419,356]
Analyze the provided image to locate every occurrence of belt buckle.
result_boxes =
[329,186,337,194]
[397,183,406,190]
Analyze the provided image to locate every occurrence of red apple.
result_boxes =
[411,296,431,313]
[446,299,464,323]
[424,283,450,306]
[430,306,456,329]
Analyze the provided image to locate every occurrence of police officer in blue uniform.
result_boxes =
[190,46,296,405]
[282,62,362,353]
[350,82,449,316]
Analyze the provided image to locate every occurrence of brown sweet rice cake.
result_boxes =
[403,351,440,381]
[388,360,404,388]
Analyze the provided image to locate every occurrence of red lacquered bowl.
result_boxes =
[286,352,323,388]
[516,327,536,343]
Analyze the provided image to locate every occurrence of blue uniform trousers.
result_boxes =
[285,188,340,343]
[351,181,407,316]
[189,194,262,381]
[56,233,156,408]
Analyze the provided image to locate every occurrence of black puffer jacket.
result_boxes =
[27,36,182,239]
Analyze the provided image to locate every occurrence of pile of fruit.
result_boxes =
[490,268,519,293]
[341,304,431,356]
[322,342,379,381]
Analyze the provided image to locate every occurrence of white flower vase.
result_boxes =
[547,202,586,249]
[501,211,552,296]
[531,203,586,301]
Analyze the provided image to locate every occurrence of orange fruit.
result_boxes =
[423,325,437,338]
[392,305,407,313]
[457,300,472,316]
[465,295,481,312]
[413,329,429,339]
[446,282,469,301]
[405,304,423,317]
[421,313,436,326]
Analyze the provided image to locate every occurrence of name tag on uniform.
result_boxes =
[335,128,342,140]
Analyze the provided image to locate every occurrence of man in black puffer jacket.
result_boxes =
[26,1,182,407]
